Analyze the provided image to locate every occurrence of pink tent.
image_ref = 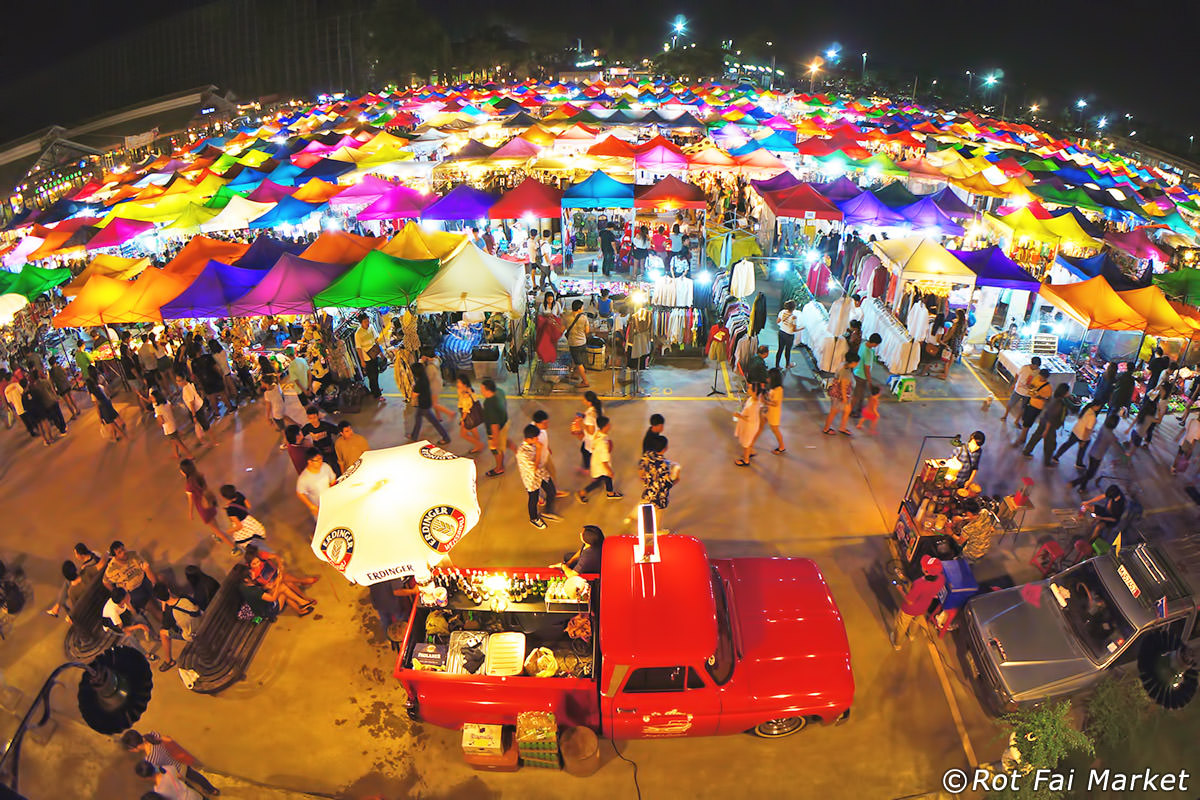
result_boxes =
[246,180,298,203]
[1105,229,1170,262]
[329,175,399,207]
[357,185,435,221]
[86,219,155,251]
[634,145,689,171]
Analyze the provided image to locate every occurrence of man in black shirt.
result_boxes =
[642,413,665,453]
[302,406,341,474]
[408,367,450,445]
[1146,348,1170,390]
[555,525,605,576]
[598,222,617,276]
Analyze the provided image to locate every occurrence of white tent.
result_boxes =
[872,236,976,285]
[200,196,275,233]
[416,243,527,315]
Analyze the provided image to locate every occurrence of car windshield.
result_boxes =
[705,567,735,685]
[1051,562,1135,663]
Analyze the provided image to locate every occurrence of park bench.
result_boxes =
[63,571,120,660]
[178,564,274,694]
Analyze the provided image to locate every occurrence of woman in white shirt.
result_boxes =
[776,299,798,370]
[733,384,763,466]
[630,225,650,280]
[1053,400,1100,468]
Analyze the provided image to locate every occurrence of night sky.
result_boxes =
[3,0,1199,146]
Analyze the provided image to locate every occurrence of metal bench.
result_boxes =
[178,564,274,694]
[63,572,119,660]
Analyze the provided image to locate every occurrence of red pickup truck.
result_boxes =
[394,534,853,739]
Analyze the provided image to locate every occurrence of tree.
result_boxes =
[993,701,1094,800]
[364,0,449,86]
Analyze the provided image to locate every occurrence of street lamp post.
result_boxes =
[861,52,867,81]
[808,61,821,93]
[965,70,973,94]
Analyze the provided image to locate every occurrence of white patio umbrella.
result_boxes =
[0,293,28,325]
[311,441,480,585]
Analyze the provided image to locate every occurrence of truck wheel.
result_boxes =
[752,717,807,738]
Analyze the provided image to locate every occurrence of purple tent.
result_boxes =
[329,175,398,207]
[930,187,976,219]
[900,197,966,236]
[246,180,298,204]
[233,235,305,269]
[227,254,350,316]
[160,260,265,319]
[815,176,863,203]
[750,172,801,195]
[949,246,1040,291]
[358,185,434,220]
[86,219,155,251]
[421,184,498,220]
[837,191,907,228]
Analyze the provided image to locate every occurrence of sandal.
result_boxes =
[158,659,177,672]
[298,605,315,617]
[485,469,505,477]
[734,459,750,467]
[838,429,853,436]
[772,448,786,454]
[822,428,837,436]
[576,491,589,504]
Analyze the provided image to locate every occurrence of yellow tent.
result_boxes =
[161,203,222,234]
[380,221,466,261]
[61,255,150,297]
[52,275,132,327]
[986,208,1059,243]
[1039,277,1147,331]
[1040,214,1101,249]
[1117,286,1193,338]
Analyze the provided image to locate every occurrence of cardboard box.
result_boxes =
[461,723,504,756]
[412,643,448,672]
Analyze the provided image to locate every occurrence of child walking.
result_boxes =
[856,385,881,433]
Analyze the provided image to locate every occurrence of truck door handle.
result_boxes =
[615,707,637,714]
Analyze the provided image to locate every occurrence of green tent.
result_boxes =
[1030,183,1105,212]
[204,185,251,209]
[313,250,440,308]
[0,271,15,294]
[6,264,71,299]
[1155,268,1200,304]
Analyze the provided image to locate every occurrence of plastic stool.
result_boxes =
[560,726,601,777]
[889,376,917,402]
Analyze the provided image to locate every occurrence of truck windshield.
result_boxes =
[705,568,735,685]
[1051,562,1135,663]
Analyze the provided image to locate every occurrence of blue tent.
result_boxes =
[296,158,356,184]
[226,169,268,191]
[233,235,306,269]
[562,171,635,209]
[248,197,326,229]
[1056,252,1152,291]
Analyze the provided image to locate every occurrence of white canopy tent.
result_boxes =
[416,243,527,315]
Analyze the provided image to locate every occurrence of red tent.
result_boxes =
[633,134,685,156]
[633,176,707,210]
[761,185,843,220]
[489,177,566,219]
[587,134,636,158]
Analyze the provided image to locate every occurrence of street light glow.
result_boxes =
[1097,116,1108,129]
[1029,104,1039,113]
[809,61,821,75]
[672,15,687,33]
[1076,98,1087,108]
[826,48,839,59]
[984,74,998,86]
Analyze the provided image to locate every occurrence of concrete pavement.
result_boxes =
[1,328,1196,799]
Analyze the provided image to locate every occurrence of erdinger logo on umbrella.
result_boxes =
[419,444,457,461]
[320,528,355,571]
[420,505,467,552]
[334,458,363,484]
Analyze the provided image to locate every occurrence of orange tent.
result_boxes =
[1039,277,1147,331]
[61,255,150,297]
[291,179,346,203]
[587,135,636,159]
[1117,287,1193,338]
[300,231,384,265]
[52,275,131,327]
[162,236,250,280]
[98,268,193,324]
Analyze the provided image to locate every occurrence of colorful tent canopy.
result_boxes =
[930,187,976,219]
[634,176,707,210]
[900,197,965,236]
[1154,268,1200,304]
[313,250,440,308]
[421,184,497,220]
[1056,252,1152,291]
[1116,286,1193,338]
[160,261,266,319]
[85,219,155,251]
[4,264,72,299]
[163,236,250,279]
[1104,229,1170,262]
[562,171,635,209]
[61,255,150,297]
[1040,212,1101,249]
[52,275,131,327]
[488,178,565,219]
[233,235,305,269]
[227,254,349,316]
[328,175,398,207]
[415,244,526,315]
[873,237,976,282]
[300,231,384,265]
[1039,276,1147,331]
[837,191,908,227]
[95,268,192,324]
[357,185,434,220]
[814,176,862,203]
[761,184,843,220]
[249,196,325,228]
[948,246,1040,291]
[201,196,275,232]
